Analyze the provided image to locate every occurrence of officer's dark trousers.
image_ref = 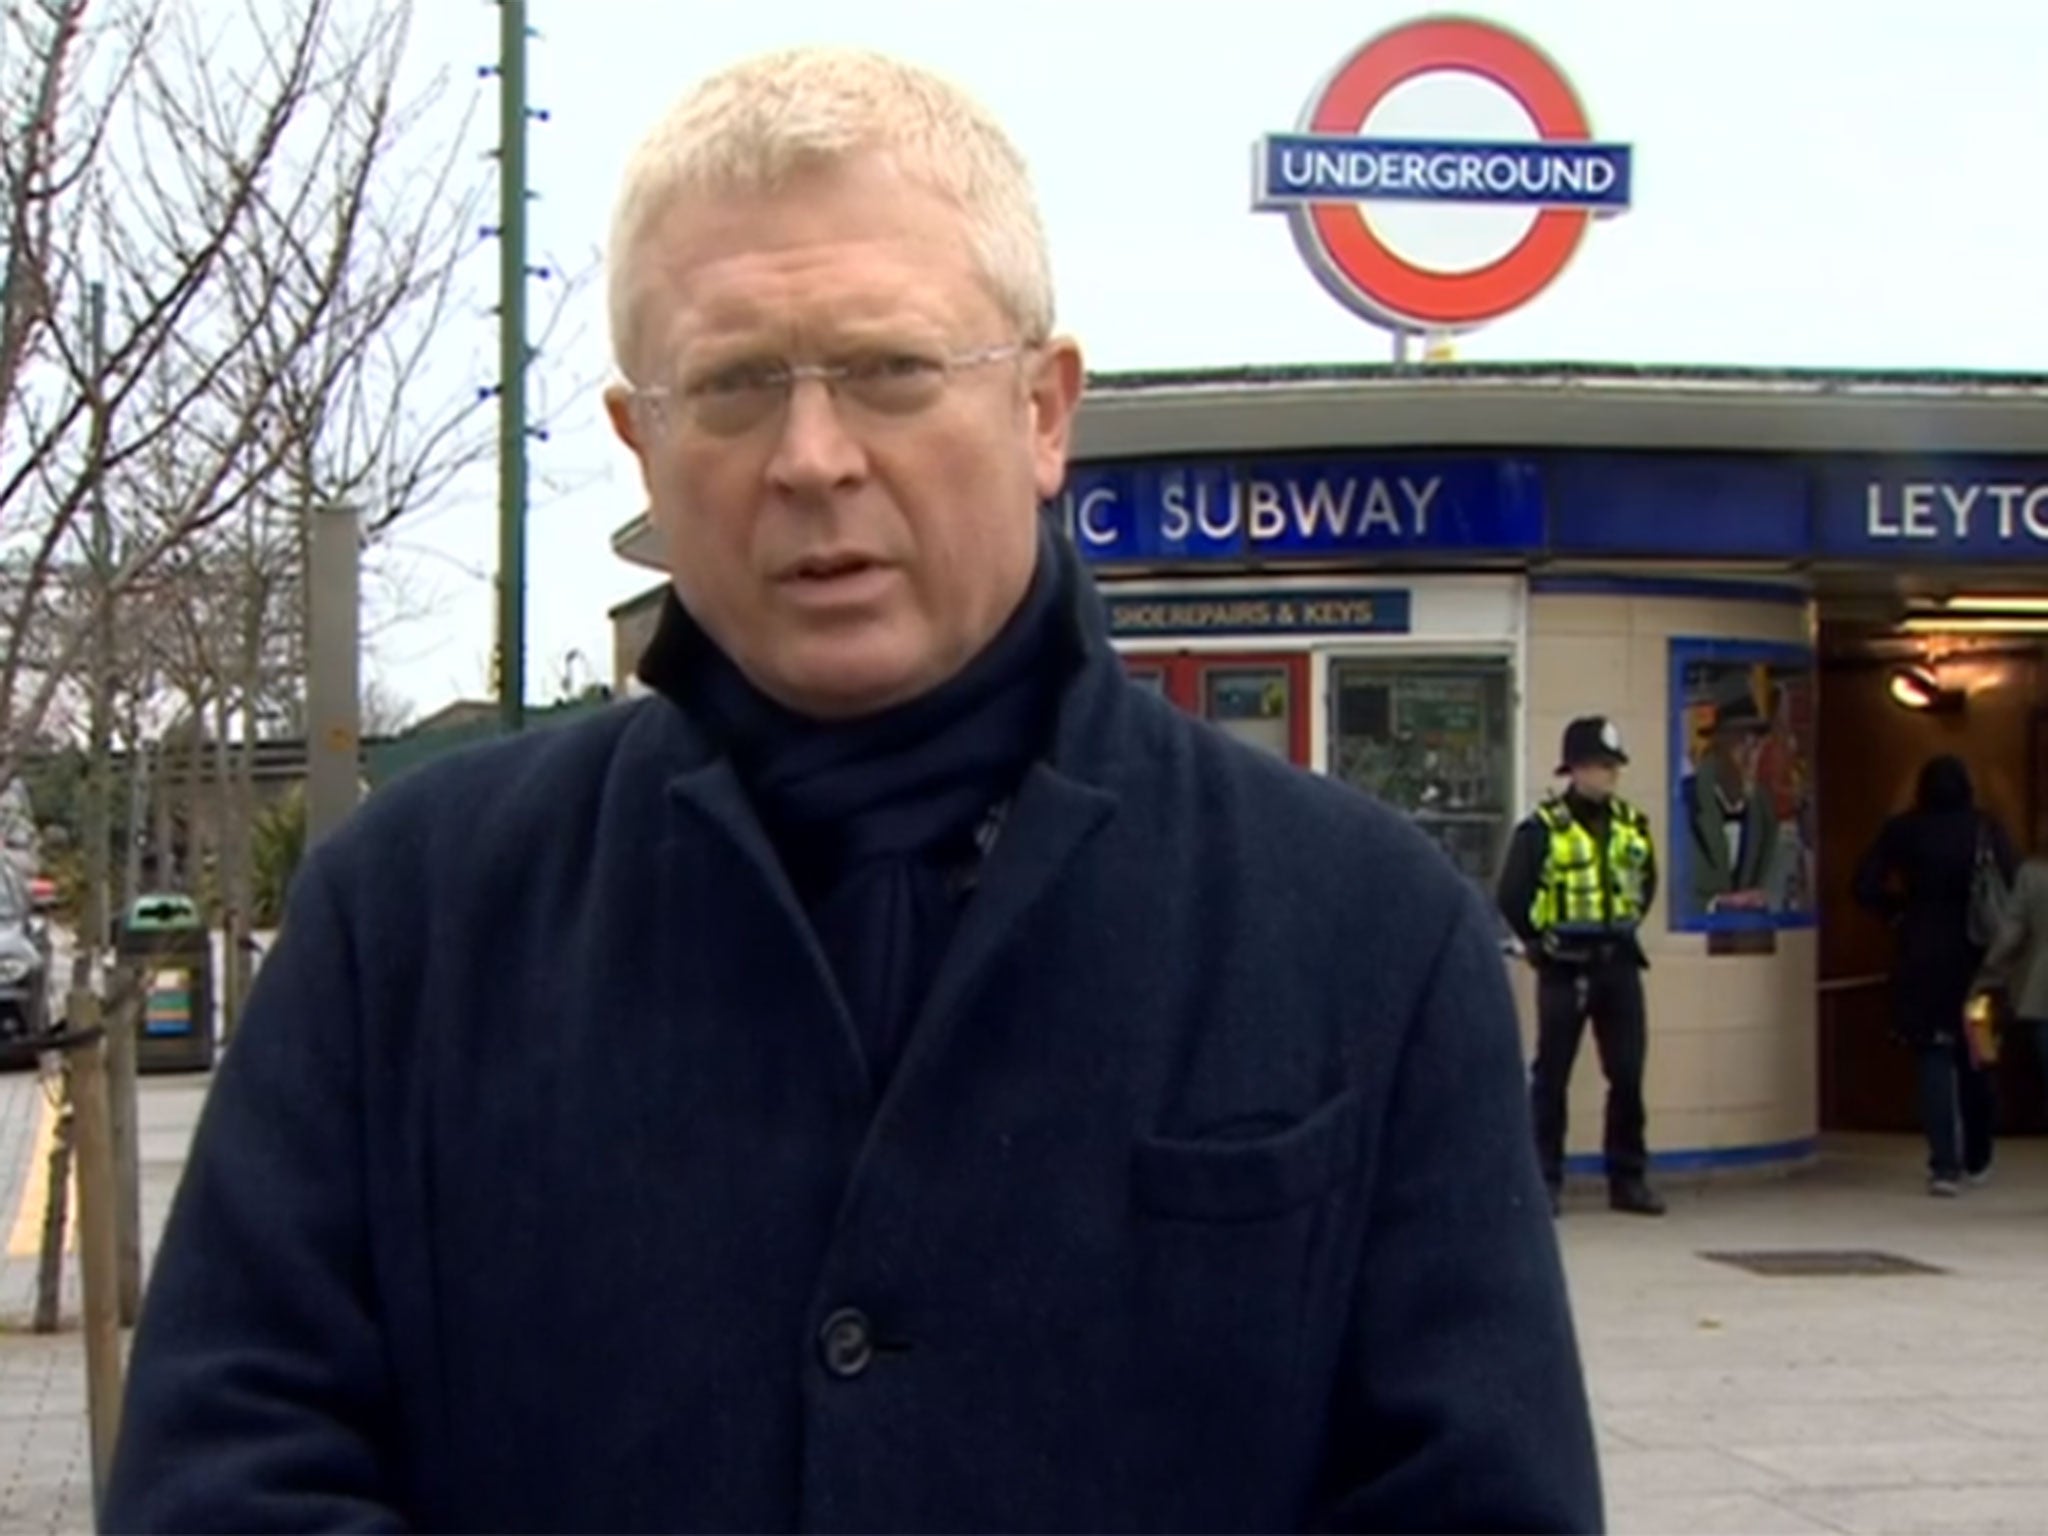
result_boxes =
[1531,958,1648,1190]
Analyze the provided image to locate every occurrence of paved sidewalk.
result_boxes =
[1573,1135,2048,1534]
[1,1062,2045,1533]
[0,1068,207,1534]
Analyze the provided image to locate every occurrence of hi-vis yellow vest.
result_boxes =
[1531,796,1653,936]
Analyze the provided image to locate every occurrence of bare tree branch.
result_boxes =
[0,0,515,794]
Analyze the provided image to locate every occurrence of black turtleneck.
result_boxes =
[635,523,1079,1088]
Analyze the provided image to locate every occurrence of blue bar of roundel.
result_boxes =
[1257,135,1633,209]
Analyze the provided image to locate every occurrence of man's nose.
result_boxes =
[765,377,866,493]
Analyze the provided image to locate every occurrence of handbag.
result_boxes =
[1963,990,2001,1069]
[1966,821,2011,949]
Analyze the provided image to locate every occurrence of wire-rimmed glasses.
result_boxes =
[628,341,1034,438]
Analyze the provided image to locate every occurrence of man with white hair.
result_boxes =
[105,46,1602,1533]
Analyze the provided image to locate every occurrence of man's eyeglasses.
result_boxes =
[629,341,1033,438]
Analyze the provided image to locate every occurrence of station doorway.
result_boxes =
[1817,580,2048,1136]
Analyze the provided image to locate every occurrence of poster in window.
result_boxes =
[1329,660,1512,888]
[1668,638,1817,932]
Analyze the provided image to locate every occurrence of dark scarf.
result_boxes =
[638,523,1076,1087]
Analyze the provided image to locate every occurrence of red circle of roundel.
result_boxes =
[1300,17,1594,329]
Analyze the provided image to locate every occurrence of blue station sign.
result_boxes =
[1055,452,2048,567]
[1818,459,2048,559]
[1057,456,1543,562]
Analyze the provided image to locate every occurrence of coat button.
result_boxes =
[818,1308,874,1379]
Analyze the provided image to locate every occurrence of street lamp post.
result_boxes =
[495,0,531,736]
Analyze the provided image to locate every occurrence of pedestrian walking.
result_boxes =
[1854,754,2018,1195]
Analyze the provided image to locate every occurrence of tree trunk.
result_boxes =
[122,731,146,916]
[212,694,241,1044]
[224,627,261,1040]
[186,723,210,898]
[151,741,174,894]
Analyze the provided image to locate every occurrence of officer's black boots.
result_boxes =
[1608,1180,1666,1217]
[1548,1181,1664,1217]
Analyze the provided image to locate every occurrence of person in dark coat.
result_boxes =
[1854,755,2018,1194]
[101,45,1603,1535]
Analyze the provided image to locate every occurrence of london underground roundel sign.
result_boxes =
[1252,15,1633,334]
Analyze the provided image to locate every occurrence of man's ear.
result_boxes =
[604,383,645,457]
[1027,337,1085,504]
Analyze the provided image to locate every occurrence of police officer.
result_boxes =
[1498,716,1665,1218]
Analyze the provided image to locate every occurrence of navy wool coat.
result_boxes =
[104,578,1603,1534]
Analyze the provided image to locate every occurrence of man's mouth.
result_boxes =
[785,553,884,582]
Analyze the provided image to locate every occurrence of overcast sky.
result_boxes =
[363,1,2048,716]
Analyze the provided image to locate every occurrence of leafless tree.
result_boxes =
[361,678,416,739]
[0,0,331,776]
[0,0,596,782]
[2,0,593,1016]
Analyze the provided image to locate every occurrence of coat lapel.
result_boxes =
[881,760,1118,1105]
[1690,777,1734,885]
[661,740,874,1101]
[1735,801,1768,889]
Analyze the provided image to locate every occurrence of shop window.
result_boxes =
[1120,653,1311,765]
[1201,666,1295,760]
[1328,657,1515,886]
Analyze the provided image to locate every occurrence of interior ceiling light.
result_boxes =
[1888,666,1941,709]
[1900,615,2048,635]
[1887,664,1965,714]
[1941,594,2048,614]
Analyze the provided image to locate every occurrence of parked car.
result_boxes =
[0,862,52,1068]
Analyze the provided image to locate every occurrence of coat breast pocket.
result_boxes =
[1122,1088,1368,1485]
[1131,1087,1366,1223]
